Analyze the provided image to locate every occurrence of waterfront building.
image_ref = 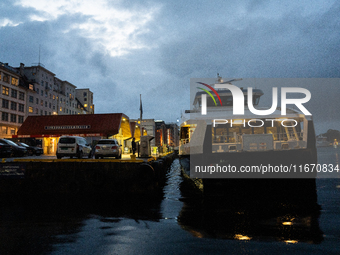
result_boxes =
[0,61,96,143]
[15,113,137,155]
[0,63,27,138]
[155,120,167,148]
[131,119,155,146]
[166,123,179,148]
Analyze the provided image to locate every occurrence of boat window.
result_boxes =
[180,127,189,140]
[211,118,304,144]
[240,126,252,135]
[253,96,260,105]
[228,127,240,143]
[212,126,242,143]
[223,96,233,106]
[244,95,260,106]
[180,124,197,141]
[253,127,265,135]
[212,127,225,143]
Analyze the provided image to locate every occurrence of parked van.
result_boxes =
[56,136,92,159]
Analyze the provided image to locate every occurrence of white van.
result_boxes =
[56,136,92,159]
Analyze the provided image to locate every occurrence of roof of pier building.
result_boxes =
[16,113,138,139]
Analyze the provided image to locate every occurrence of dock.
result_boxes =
[0,153,176,198]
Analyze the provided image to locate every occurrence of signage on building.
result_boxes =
[44,125,91,130]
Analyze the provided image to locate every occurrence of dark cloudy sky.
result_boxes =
[0,0,339,134]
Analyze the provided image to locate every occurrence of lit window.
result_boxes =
[11,77,18,86]
[2,86,9,95]
[29,106,33,113]
[84,104,88,107]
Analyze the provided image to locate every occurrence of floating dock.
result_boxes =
[0,153,176,198]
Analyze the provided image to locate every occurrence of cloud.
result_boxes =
[0,0,339,129]
[13,0,161,57]
[158,0,340,79]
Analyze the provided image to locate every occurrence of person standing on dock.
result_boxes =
[132,138,136,155]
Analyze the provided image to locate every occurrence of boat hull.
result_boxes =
[179,147,318,205]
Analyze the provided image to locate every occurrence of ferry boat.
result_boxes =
[179,77,318,203]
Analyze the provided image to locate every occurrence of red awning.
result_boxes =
[16,113,128,138]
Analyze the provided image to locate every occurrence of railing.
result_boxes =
[180,138,190,146]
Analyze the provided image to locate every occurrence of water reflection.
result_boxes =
[177,180,323,244]
[0,195,164,254]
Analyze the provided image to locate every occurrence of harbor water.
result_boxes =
[0,147,339,255]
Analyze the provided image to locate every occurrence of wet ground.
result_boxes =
[0,147,339,254]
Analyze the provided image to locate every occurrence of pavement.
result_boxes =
[2,153,168,162]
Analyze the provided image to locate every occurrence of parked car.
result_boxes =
[0,139,27,157]
[0,142,13,157]
[16,142,43,156]
[94,139,122,159]
[56,136,92,159]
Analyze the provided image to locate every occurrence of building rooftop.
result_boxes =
[17,113,132,138]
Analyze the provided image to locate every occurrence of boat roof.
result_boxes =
[193,88,264,106]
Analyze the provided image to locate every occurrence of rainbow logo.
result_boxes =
[196,82,223,106]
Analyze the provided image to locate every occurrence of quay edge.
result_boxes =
[0,153,176,199]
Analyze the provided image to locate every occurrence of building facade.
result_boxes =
[0,63,27,138]
[155,120,167,148]
[0,61,95,140]
[131,119,156,147]
[166,123,179,148]
[18,63,82,116]
[76,88,94,114]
